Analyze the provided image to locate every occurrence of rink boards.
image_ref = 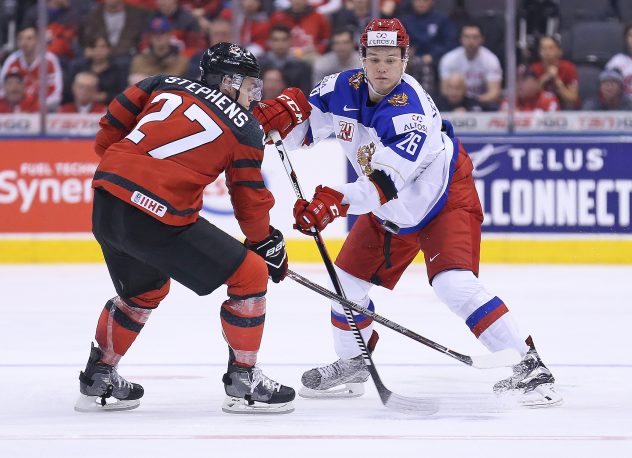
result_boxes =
[0,136,630,263]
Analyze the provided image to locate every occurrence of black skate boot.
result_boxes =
[74,343,144,412]
[493,336,562,407]
[221,363,295,414]
[299,330,378,399]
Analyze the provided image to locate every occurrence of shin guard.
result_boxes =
[220,296,266,367]
[95,282,169,366]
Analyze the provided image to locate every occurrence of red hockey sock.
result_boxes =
[220,296,266,367]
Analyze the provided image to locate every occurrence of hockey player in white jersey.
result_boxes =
[254,19,561,407]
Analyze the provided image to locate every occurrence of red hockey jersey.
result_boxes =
[93,75,274,242]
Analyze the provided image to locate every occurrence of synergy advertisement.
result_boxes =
[1,137,630,235]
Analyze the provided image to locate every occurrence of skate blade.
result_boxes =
[520,384,564,408]
[221,396,295,414]
[496,384,563,409]
[74,395,140,412]
[298,382,365,399]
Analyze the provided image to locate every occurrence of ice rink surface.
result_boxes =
[0,262,630,457]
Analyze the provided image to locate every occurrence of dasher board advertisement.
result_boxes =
[465,137,632,233]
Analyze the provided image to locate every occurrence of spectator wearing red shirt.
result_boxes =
[502,70,560,112]
[529,35,579,109]
[221,0,271,58]
[269,0,332,59]
[0,73,39,113]
[0,26,63,111]
[58,72,107,114]
[21,0,81,61]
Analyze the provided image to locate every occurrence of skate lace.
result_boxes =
[317,360,343,379]
[513,353,539,377]
[250,366,281,393]
[109,368,133,390]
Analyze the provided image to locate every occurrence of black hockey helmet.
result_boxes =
[199,42,260,86]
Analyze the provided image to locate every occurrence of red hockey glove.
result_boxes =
[253,87,311,139]
[293,186,349,235]
[245,226,288,283]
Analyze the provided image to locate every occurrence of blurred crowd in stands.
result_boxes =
[0,0,631,115]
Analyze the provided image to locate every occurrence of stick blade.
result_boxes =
[470,348,522,369]
[380,391,439,416]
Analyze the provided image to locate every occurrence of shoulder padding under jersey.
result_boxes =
[141,75,264,150]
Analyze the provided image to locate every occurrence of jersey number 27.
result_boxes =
[126,93,223,159]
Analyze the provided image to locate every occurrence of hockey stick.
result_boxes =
[287,269,521,369]
[270,130,438,415]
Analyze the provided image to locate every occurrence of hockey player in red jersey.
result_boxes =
[75,43,300,414]
[254,19,562,407]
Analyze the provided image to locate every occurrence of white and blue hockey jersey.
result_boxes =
[283,69,458,233]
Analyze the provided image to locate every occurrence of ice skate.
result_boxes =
[493,337,562,408]
[299,354,370,399]
[221,363,295,414]
[74,343,144,412]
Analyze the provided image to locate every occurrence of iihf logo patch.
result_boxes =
[131,191,167,217]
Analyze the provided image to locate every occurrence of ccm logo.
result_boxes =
[376,32,387,38]
[265,241,285,258]
[278,94,303,123]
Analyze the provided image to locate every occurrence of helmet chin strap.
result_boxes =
[362,57,408,98]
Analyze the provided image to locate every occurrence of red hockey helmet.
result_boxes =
[360,19,410,57]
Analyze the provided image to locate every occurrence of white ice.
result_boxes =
[0,263,630,457]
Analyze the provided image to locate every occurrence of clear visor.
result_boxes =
[224,74,263,102]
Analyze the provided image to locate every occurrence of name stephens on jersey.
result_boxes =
[163,76,250,128]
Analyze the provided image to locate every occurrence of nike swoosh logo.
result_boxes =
[429,253,440,262]
[343,105,358,111]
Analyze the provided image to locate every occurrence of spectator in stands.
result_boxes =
[82,0,150,65]
[331,0,372,42]
[183,0,225,26]
[582,68,632,111]
[131,17,189,77]
[0,25,63,111]
[21,0,81,61]
[185,17,227,81]
[312,28,361,83]
[238,0,271,57]
[439,23,503,110]
[0,72,39,113]
[529,35,579,109]
[262,68,286,99]
[401,0,458,68]
[58,71,107,114]
[65,35,127,105]
[153,0,207,56]
[259,24,313,95]
[605,22,632,96]
[502,70,560,112]
[434,74,482,112]
[269,0,332,59]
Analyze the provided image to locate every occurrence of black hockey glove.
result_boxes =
[245,226,288,283]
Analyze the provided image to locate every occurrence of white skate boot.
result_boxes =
[299,354,370,398]
[493,336,563,408]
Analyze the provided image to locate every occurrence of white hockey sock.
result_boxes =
[330,267,374,360]
[433,270,529,356]
[477,314,529,355]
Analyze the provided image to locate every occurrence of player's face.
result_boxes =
[363,47,405,96]
[236,76,263,109]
